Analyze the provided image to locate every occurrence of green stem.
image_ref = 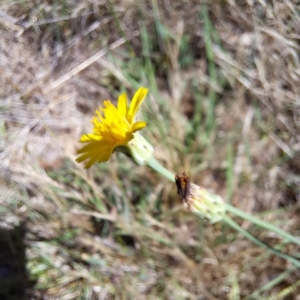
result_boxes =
[147,157,175,182]
[223,214,300,269]
[225,204,300,247]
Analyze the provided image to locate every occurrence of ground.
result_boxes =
[0,1,300,299]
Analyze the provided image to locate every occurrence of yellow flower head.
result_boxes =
[76,87,149,168]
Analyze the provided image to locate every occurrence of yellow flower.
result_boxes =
[77,87,149,168]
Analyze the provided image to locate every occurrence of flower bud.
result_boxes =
[175,172,226,224]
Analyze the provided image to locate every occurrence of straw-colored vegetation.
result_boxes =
[0,1,299,299]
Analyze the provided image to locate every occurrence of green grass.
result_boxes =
[0,0,300,299]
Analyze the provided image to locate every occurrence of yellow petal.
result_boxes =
[84,148,112,168]
[77,142,98,155]
[117,92,128,116]
[76,152,95,163]
[76,140,114,168]
[103,101,119,120]
[80,134,101,142]
[131,121,147,133]
[84,157,99,169]
[127,87,148,124]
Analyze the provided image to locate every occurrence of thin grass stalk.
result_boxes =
[225,204,300,247]
[245,266,297,299]
[223,214,300,269]
[259,278,300,300]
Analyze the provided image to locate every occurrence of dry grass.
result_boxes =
[0,0,300,299]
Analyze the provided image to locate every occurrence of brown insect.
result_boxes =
[175,172,191,203]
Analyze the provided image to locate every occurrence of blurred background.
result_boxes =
[0,1,300,299]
